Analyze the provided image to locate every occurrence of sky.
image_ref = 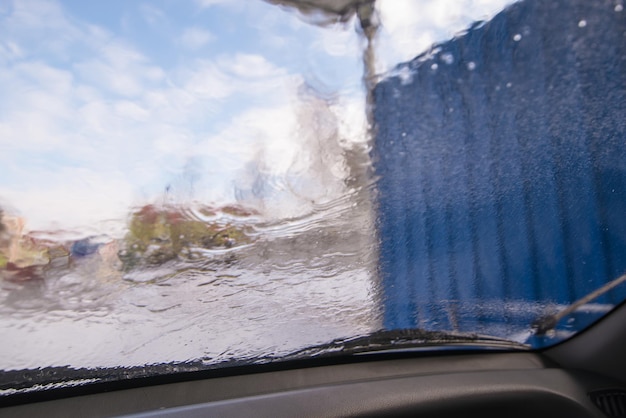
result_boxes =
[0,0,514,235]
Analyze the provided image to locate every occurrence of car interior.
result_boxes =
[1,0,625,417]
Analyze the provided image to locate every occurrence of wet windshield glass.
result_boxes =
[2,0,626,393]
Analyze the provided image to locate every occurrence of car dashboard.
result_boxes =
[2,301,626,417]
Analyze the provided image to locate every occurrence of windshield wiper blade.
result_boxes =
[284,328,529,360]
[531,272,626,336]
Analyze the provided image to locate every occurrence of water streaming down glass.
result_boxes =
[4,0,620,386]
[0,0,382,371]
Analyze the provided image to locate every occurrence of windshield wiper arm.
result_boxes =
[531,272,626,336]
[284,328,529,360]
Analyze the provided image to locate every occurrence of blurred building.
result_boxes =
[373,0,626,337]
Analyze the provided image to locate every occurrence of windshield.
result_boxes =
[2,0,626,394]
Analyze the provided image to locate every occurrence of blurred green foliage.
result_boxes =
[119,205,253,270]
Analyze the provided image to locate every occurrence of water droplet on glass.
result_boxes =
[441,52,454,65]
[513,34,522,41]
[578,20,587,27]
[398,66,413,85]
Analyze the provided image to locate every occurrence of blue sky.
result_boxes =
[0,0,513,234]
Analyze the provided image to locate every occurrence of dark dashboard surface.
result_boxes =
[0,351,621,418]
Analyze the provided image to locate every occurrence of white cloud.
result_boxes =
[75,42,165,97]
[179,27,214,50]
[217,53,285,79]
[0,6,290,229]
[0,168,134,235]
[1,0,83,62]
[375,0,517,72]
[139,3,167,27]
[0,10,187,230]
[182,53,290,100]
[194,0,230,8]
[0,40,23,62]
[113,100,150,122]
[6,0,74,32]
[0,0,368,231]
[182,61,236,99]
